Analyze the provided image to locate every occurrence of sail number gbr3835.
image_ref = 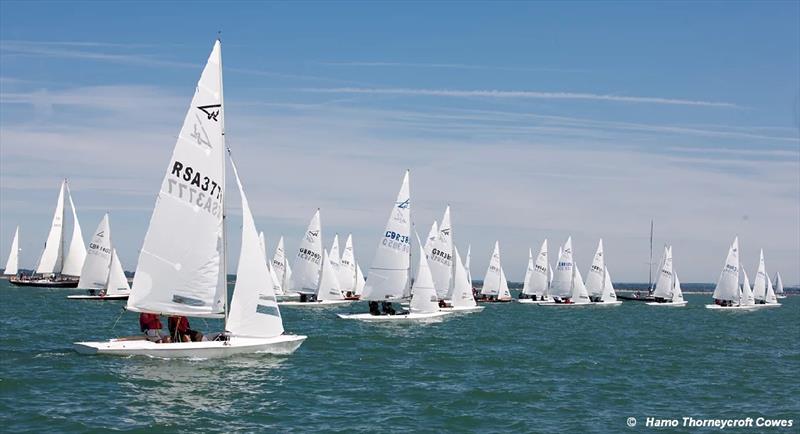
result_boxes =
[165,160,223,218]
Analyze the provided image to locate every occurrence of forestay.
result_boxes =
[61,184,86,277]
[480,241,502,296]
[36,180,66,275]
[361,170,411,301]
[291,210,323,295]
[128,41,226,318]
[550,237,574,298]
[585,239,605,297]
[77,214,112,290]
[711,237,739,302]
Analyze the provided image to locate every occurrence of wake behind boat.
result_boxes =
[74,39,305,358]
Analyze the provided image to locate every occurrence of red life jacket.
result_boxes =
[139,313,162,332]
[168,316,190,334]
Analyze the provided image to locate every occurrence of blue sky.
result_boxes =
[1,1,798,284]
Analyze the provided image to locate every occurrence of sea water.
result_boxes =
[0,281,797,432]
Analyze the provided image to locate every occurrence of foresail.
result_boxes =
[271,236,287,294]
[290,209,322,294]
[451,246,476,307]
[480,241,501,295]
[601,267,617,301]
[521,249,534,295]
[61,184,86,277]
[428,206,453,299]
[227,158,283,338]
[35,180,66,275]
[741,269,754,306]
[355,263,365,296]
[410,242,439,313]
[584,239,605,296]
[752,249,767,301]
[106,249,131,295]
[128,41,226,318]
[3,226,19,276]
[529,239,549,296]
[339,234,357,293]
[498,267,511,300]
[77,214,112,290]
[318,249,344,301]
[653,246,673,299]
[571,264,591,304]
[551,237,574,298]
[362,170,411,301]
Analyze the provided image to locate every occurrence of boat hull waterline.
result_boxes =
[73,335,307,358]
[337,311,453,321]
[279,300,353,307]
[67,294,129,300]
[10,278,79,288]
[645,301,688,307]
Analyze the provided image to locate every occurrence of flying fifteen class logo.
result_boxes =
[396,199,410,209]
[197,104,222,121]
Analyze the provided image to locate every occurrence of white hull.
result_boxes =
[753,303,782,309]
[776,295,787,299]
[73,334,306,358]
[645,301,688,307]
[516,298,548,304]
[591,301,623,307]
[539,302,593,308]
[704,304,758,310]
[441,305,484,313]
[67,294,129,300]
[279,299,353,307]
[276,292,301,301]
[337,311,453,321]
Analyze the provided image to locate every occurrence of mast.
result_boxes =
[647,219,653,293]
[218,34,229,329]
[59,178,67,276]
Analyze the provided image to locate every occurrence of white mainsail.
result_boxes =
[35,180,66,275]
[271,236,288,295]
[4,226,19,276]
[498,267,512,300]
[428,206,453,299]
[752,249,767,302]
[550,237,574,298]
[61,183,86,277]
[77,214,112,289]
[291,209,323,295]
[480,241,501,296]
[585,239,605,297]
[570,264,591,304]
[740,269,754,306]
[329,234,346,285]
[317,249,345,301]
[711,237,740,302]
[106,249,130,295]
[410,243,439,314]
[127,40,226,318]
[361,170,411,301]
[451,246,477,308]
[258,231,267,261]
[424,221,438,253]
[521,248,534,295]
[652,246,673,300]
[227,158,283,338]
[600,266,617,302]
[528,239,550,298]
[339,234,357,293]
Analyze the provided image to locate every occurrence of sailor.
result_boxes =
[139,313,170,343]
[368,301,380,315]
[168,315,204,342]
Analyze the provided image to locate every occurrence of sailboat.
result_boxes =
[774,272,786,299]
[518,248,535,300]
[518,239,551,304]
[594,266,622,306]
[440,246,483,313]
[646,246,687,307]
[10,180,86,287]
[289,209,323,301]
[281,249,351,307]
[68,214,131,300]
[477,241,512,302]
[3,226,19,278]
[428,206,453,301]
[74,39,305,357]
[328,234,344,285]
[706,237,754,310]
[340,234,364,299]
[270,236,298,300]
[761,273,782,308]
[583,239,621,306]
[339,231,452,321]
[542,236,591,306]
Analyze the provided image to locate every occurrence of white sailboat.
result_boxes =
[761,273,782,308]
[478,241,512,302]
[646,246,687,307]
[549,237,574,302]
[68,213,130,300]
[751,249,768,304]
[440,246,483,313]
[281,249,351,307]
[541,262,592,307]
[10,180,86,287]
[290,209,323,297]
[585,239,606,302]
[706,237,754,310]
[774,272,786,299]
[340,171,448,321]
[738,269,755,307]
[270,236,297,300]
[3,226,19,278]
[594,266,622,306]
[518,248,535,301]
[74,40,305,357]
[259,231,283,298]
[339,234,364,299]
[518,239,551,304]
[428,206,453,300]
[329,234,345,286]
[69,249,131,300]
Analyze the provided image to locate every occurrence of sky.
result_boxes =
[0,1,798,284]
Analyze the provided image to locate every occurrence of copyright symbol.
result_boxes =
[627,417,637,427]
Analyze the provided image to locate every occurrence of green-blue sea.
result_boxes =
[0,281,798,433]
